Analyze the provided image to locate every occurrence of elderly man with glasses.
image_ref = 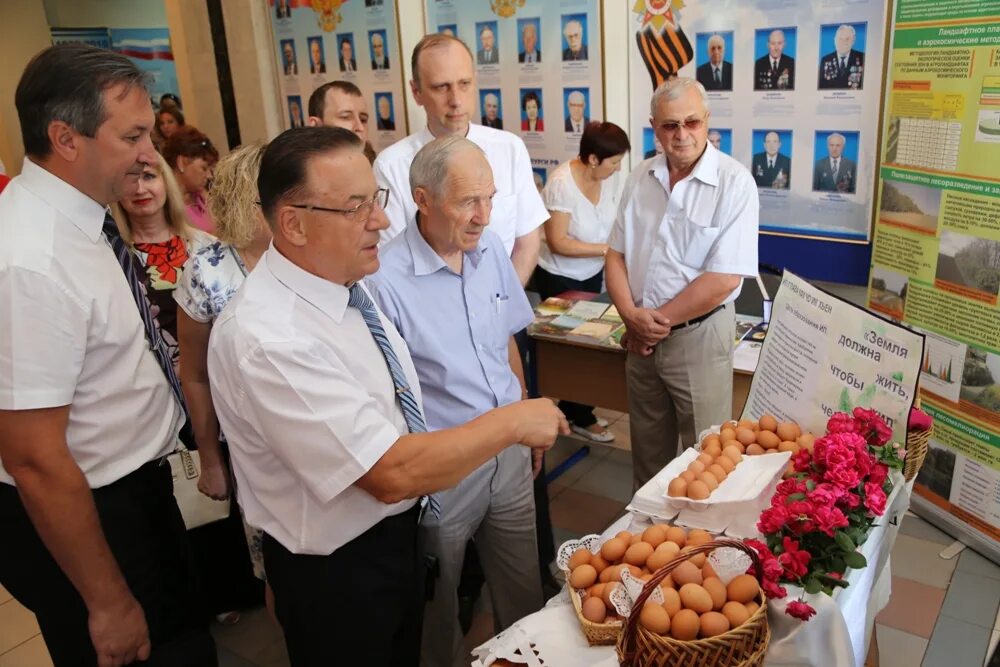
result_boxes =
[605,77,759,489]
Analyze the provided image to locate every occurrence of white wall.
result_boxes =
[43,0,168,28]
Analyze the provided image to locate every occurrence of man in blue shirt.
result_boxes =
[367,136,542,667]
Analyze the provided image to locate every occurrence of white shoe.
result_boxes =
[596,417,610,427]
[571,424,616,443]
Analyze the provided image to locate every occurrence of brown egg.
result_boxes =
[756,430,780,450]
[680,470,697,483]
[699,611,731,638]
[590,553,609,573]
[624,542,654,567]
[656,539,681,558]
[704,442,723,458]
[707,463,728,483]
[721,438,743,452]
[697,452,714,467]
[737,419,756,431]
[698,473,719,493]
[688,460,706,475]
[702,434,722,449]
[602,582,619,609]
[622,564,643,579]
[722,445,744,464]
[778,440,801,454]
[685,480,709,500]
[569,564,597,588]
[665,526,687,548]
[776,422,801,442]
[702,561,718,580]
[581,595,607,623]
[715,455,736,473]
[598,564,621,583]
[719,427,737,442]
[744,600,760,616]
[735,427,757,445]
[616,530,633,542]
[702,577,727,610]
[672,560,703,587]
[642,525,667,547]
[723,420,739,430]
[568,548,592,570]
[666,477,688,498]
[639,601,671,635]
[659,573,675,590]
[670,609,700,640]
[661,586,682,617]
[726,575,760,604]
[588,583,606,600]
[646,548,675,572]
[629,533,643,546]
[679,583,713,613]
[798,432,816,452]
[746,443,765,456]
[687,529,713,547]
[722,601,750,628]
[758,414,778,432]
[680,547,707,568]
[600,537,627,562]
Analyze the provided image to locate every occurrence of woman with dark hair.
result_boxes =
[153,106,185,151]
[534,120,630,441]
[163,126,220,234]
[521,91,544,132]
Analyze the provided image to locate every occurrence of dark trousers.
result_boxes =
[532,266,604,428]
[0,460,217,667]
[263,504,424,667]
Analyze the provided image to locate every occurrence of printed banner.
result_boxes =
[745,272,924,447]
[110,29,179,108]
[627,0,887,242]
[868,0,1000,544]
[268,0,408,150]
[424,0,604,191]
[51,27,112,50]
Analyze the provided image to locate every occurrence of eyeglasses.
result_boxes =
[657,116,707,133]
[288,187,389,222]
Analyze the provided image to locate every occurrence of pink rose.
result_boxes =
[824,465,861,490]
[778,537,811,579]
[908,407,932,432]
[864,482,887,515]
[826,412,860,435]
[786,599,817,621]
[853,407,892,446]
[814,505,849,536]
[758,504,791,534]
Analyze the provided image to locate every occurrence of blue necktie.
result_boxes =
[348,284,441,518]
[102,212,188,418]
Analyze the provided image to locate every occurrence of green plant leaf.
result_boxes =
[804,578,823,594]
[844,551,867,569]
[839,387,852,412]
[835,532,856,553]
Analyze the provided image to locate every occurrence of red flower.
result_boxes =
[853,407,892,446]
[908,407,932,432]
[808,482,845,506]
[863,481,887,515]
[778,537,811,579]
[826,412,860,435]
[746,539,787,600]
[758,504,791,534]
[824,465,861,490]
[814,505,849,536]
[869,463,889,486]
[786,599,817,621]
[792,449,813,472]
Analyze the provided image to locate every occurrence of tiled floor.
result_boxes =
[3,409,999,666]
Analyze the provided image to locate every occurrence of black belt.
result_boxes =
[671,304,724,332]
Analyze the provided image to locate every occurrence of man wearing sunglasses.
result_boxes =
[606,77,759,489]
[206,127,568,665]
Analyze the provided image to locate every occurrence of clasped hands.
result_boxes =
[621,308,671,357]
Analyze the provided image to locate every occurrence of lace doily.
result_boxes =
[471,625,545,667]
[708,547,753,584]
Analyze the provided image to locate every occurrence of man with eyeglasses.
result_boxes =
[606,77,759,489]
[368,135,544,667]
[206,126,567,665]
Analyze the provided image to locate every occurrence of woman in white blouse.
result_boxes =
[535,121,630,442]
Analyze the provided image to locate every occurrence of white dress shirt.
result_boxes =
[207,245,420,555]
[373,124,548,251]
[0,159,183,487]
[608,144,759,309]
[538,160,621,281]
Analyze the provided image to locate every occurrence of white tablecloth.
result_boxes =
[472,475,911,667]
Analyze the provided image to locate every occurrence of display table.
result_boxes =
[471,475,912,667]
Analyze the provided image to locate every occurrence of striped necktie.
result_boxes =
[102,212,187,417]
[348,283,441,518]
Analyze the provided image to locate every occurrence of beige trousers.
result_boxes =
[626,304,736,489]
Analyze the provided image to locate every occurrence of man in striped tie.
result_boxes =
[207,126,568,666]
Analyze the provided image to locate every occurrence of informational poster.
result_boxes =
[627,0,887,241]
[424,0,604,190]
[110,29,179,107]
[745,272,924,447]
[268,0,407,151]
[867,0,1000,547]
[50,27,112,50]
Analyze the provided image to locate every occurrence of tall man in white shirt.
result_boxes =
[368,137,542,667]
[207,126,568,666]
[0,44,216,666]
[374,33,546,286]
[606,77,759,489]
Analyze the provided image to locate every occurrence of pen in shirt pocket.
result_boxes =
[495,293,508,313]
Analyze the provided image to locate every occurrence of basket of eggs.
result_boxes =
[558,525,715,646]
[616,538,770,667]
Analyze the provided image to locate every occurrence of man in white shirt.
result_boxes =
[606,77,759,489]
[207,126,567,666]
[374,33,546,286]
[306,80,377,164]
[0,43,215,666]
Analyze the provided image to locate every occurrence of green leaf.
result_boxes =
[892,371,903,382]
[839,387,852,412]
[844,551,867,569]
[806,479,816,491]
[835,532,856,553]
[858,382,876,408]
[787,493,806,502]
[831,556,847,573]
[804,578,823,594]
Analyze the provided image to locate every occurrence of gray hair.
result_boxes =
[409,135,485,199]
[708,34,725,48]
[568,90,585,105]
[484,92,499,105]
[827,132,846,144]
[836,24,856,39]
[16,43,151,158]
[649,76,708,117]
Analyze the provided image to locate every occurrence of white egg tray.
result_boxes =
[626,448,790,537]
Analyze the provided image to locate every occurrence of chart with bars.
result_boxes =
[889,117,961,171]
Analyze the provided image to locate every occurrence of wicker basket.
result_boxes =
[569,586,624,646]
[904,398,932,482]
[616,538,770,667]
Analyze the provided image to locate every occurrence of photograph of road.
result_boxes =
[869,265,907,319]
[879,180,940,234]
